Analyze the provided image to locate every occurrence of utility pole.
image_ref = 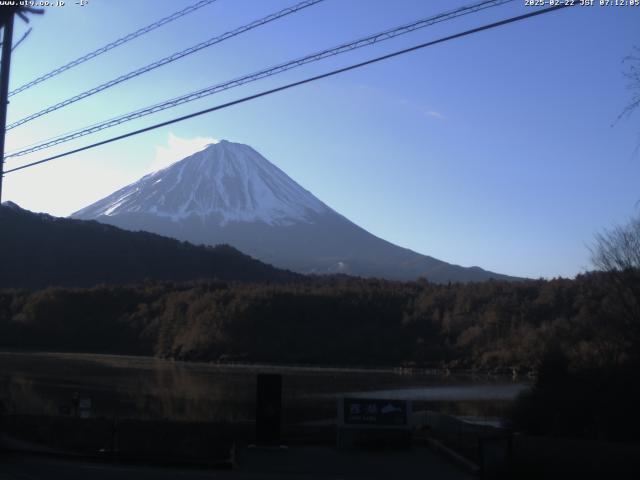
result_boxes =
[0,12,14,203]
[0,6,42,203]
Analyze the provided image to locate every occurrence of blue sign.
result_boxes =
[342,398,408,426]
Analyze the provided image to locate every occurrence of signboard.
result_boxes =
[340,397,410,428]
[71,394,92,419]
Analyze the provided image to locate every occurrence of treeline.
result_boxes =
[1,270,636,371]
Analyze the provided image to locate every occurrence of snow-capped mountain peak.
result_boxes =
[72,138,518,283]
[73,140,330,226]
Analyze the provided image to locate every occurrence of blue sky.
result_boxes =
[2,0,639,279]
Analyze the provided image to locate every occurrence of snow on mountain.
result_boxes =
[74,140,330,226]
[73,139,520,283]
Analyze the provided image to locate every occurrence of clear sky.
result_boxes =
[2,0,639,279]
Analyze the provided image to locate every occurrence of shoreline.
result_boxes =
[0,350,532,378]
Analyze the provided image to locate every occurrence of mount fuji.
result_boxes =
[72,140,517,283]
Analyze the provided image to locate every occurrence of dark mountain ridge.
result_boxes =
[0,202,300,289]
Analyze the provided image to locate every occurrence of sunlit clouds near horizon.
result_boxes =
[151,133,219,172]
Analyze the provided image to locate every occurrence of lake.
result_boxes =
[0,351,528,425]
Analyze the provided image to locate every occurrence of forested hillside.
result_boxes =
[0,202,300,288]
[1,271,636,370]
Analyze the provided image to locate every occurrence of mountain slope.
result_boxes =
[74,140,329,226]
[0,201,300,289]
[73,140,520,283]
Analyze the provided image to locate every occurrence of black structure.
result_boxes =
[255,374,282,446]
[479,434,513,480]
[0,10,15,203]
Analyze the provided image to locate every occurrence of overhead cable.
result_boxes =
[6,0,514,158]
[6,0,324,131]
[8,0,220,97]
[4,3,574,175]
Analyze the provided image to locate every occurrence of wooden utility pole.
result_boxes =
[0,6,43,203]
[0,11,14,203]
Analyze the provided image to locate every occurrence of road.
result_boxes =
[0,446,475,480]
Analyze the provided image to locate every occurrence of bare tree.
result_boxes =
[592,216,640,272]
[616,46,640,149]
[618,46,640,120]
[590,215,640,355]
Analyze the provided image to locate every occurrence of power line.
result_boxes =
[6,0,324,131]
[6,0,511,154]
[11,27,32,52]
[8,0,219,97]
[4,3,573,176]
[5,0,515,158]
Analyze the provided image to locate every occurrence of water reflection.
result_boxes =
[0,352,528,424]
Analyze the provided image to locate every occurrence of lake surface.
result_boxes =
[0,351,529,424]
